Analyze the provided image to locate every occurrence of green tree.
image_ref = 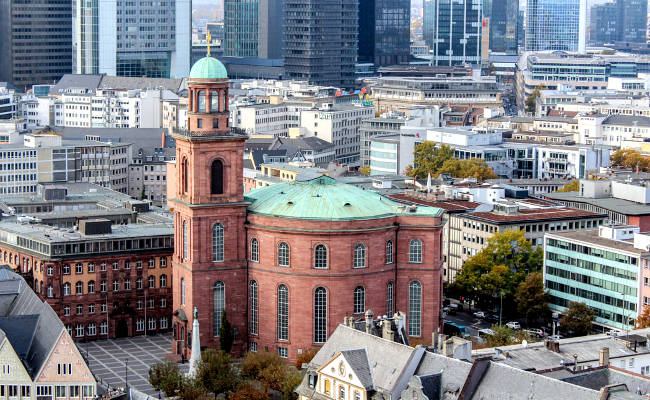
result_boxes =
[406,142,455,179]
[560,302,596,336]
[557,180,579,192]
[525,85,545,114]
[148,360,182,397]
[196,349,238,395]
[241,351,286,380]
[515,272,550,323]
[219,310,235,353]
[280,370,303,400]
[437,158,498,182]
[486,324,517,347]
[181,377,210,400]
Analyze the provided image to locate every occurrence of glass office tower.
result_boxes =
[358,0,411,67]
[223,0,283,58]
[483,0,518,53]
[525,0,586,52]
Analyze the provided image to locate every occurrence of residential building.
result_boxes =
[231,101,308,137]
[0,265,97,397]
[283,0,358,87]
[535,144,610,179]
[0,0,72,87]
[223,0,283,59]
[484,0,519,53]
[358,0,410,68]
[72,0,190,78]
[525,0,587,52]
[0,183,173,340]
[168,55,445,362]
[423,0,485,66]
[544,225,650,330]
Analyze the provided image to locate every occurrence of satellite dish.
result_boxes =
[522,339,528,348]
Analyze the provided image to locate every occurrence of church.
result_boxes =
[167,54,445,362]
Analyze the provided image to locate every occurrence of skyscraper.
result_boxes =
[616,0,647,43]
[525,0,587,53]
[72,0,190,78]
[423,0,484,66]
[358,0,411,67]
[0,0,72,87]
[483,0,519,53]
[223,0,283,58]
[590,2,618,45]
[284,0,357,87]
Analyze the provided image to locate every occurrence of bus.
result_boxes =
[443,321,470,338]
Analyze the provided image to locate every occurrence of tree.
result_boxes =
[294,347,318,369]
[557,180,579,192]
[637,306,650,329]
[515,272,550,323]
[437,158,498,182]
[560,302,596,336]
[181,378,210,400]
[486,324,517,347]
[219,310,235,353]
[241,350,299,397]
[148,360,182,397]
[406,142,455,179]
[229,383,269,400]
[359,165,371,176]
[196,349,239,395]
[611,149,650,171]
[280,370,302,400]
[242,351,286,380]
[525,85,545,114]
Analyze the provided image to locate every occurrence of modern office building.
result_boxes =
[525,0,587,52]
[358,0,410,67]
[0,0,72,87]
[223,0,283,59]
[423,0,484,66]
[590,2,618,45]
[284,0,358,87]
[616,0,647,44]
[483,0,519,53]
[72,0,190,78]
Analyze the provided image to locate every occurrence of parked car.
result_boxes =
[442,306,450,315]
[473,311,487,319]
[443,298,451,307]
[506,321,521,330]
[486,313,500,323]
[548,334,564,340]
[606,329,621,336]
[525,328,544,337]
[448,304,459,314]
[478,328,495,339]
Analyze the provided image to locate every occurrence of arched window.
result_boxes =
[212,223,224,262]
[278,242,290,267]
[198,90,206,112]
[148,276,155,289]
[385,240,394,264]
[409,281,422,337]
[63,283,71,296]
[210,160,224,195]
[75,281,83,295]
[409,239,422,263]
[182,221,188,260]
[250,281,258,335]
[324,380,331,395]
[160,274,167,288]
[314,287,327,343]
[386,282,393,316]
[277,284,288,340]
[181,157,188,193]
[314,244,327,269]
[213,281,225,336]
[210,90,219,112]
[353,244,366,268]
[353,286,365,314]
[339,387,345,400]
[47,285,53,298]
[250,238,259,262]
[180,278,185,306]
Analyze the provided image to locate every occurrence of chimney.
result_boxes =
[382,320,394,341]
[365,310,374,334]
[161,130,166,147]
[344,316,355,328]
[443,338,454,357]
[599,347,609,367]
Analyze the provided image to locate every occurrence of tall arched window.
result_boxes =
[409,281,422,337]
[385,240,394,264]
[63,283,71,296]
[250,281,258,335]
[250,238,259,262]
[211,160,224,195]
[212,223,224,262]
[180,278,185,306]
[181,157,188,193]
[409,239,422,263]
[278,242,290,267]
[213,281,225,336]
[314,287,327,343]
[210,90,219,112]
[353,286,365,314]
[314,244,327,269]
[386,282,393,316]
[353,244,366,268]
[277,284,289,340]
[160,274,167,288]
[198,90,206,112]
[182,221,188,260]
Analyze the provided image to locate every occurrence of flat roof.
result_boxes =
[546,229,648,255]
[464,207,606,225]
[546,191,650,216]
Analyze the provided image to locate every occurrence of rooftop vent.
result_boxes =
[344,202,351,207]
[79,219,112,235]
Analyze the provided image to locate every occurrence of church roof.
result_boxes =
[189,56,228,80]
[244,175,442,220]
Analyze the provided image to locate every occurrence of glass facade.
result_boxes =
[224,0,258,57]
[525,0,584,52]
[544,236,639,330]
[483,0,518,53]
[358,0,410,67]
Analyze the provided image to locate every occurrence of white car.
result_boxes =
[473,311,487,319]
[606,329,621,336]
[506,321,521,329]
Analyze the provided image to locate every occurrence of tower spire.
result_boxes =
[206,30,212,56]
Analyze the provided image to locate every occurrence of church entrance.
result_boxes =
[116,319,128,338]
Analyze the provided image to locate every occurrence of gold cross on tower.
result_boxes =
[206,30,212,56]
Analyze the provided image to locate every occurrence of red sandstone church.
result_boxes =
[167,55,445,362]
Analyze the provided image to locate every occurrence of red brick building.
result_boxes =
[168,56,445,361]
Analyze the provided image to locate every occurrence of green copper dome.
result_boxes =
[244,176,442,221]
[189,56,228,80]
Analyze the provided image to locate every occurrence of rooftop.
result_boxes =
[546,229,649,256]
[464,207,606,224]
[388,194,481,212]
[546,191,650,216]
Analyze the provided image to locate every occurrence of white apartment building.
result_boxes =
[0,85,16,120]
[232,101,309,137]
[299,104,374,165]
[536,144,609,179]
[578,114,650,148]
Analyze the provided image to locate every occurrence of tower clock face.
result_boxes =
[339,361,345,376]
